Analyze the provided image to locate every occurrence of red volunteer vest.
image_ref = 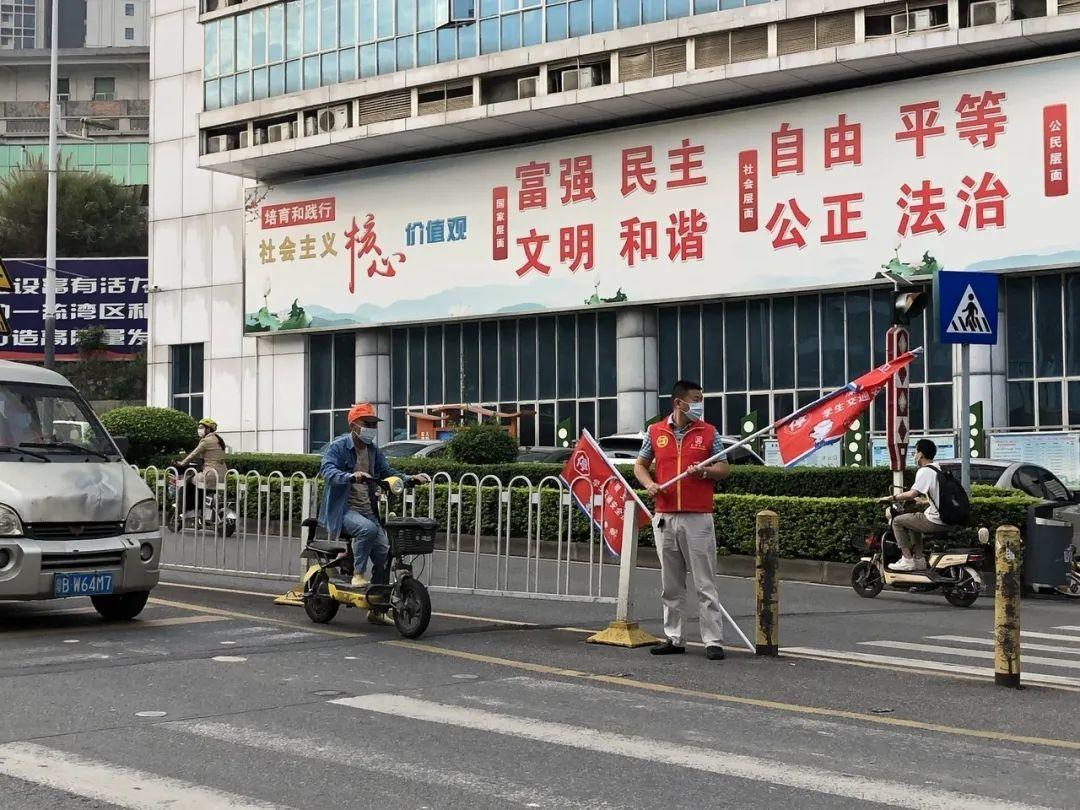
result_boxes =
[648,418,718,513]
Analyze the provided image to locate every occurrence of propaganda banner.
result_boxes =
[0,258,148,360]
[243,55,1079,334]
[559,429,651,557]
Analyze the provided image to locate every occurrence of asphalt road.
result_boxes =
[2,572,1079,809]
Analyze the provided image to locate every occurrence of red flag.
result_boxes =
[776,351,919,466]
[560,429,652,557]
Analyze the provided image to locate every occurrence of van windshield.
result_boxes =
[0,381,119,461]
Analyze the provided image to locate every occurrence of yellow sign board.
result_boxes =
[0,308,9,335]
[0,259,11,291]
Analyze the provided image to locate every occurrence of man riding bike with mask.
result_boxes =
[318,403,430,618]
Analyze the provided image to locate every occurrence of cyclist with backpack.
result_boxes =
[881,438,965,571]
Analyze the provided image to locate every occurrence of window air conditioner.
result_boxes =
[317,104,351,133]
[560,66,599,92]
[516,77,538,100]
[891,9,932,33]
[265,122,294,142]
[205,134,234,153]
[238,128,265,148]
[969,0,1008,25]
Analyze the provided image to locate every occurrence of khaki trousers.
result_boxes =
[654,512,725,646]
[892,511,948,557]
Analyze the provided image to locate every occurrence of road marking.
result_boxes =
[174,720,615,810]
[860,640,1080,670]
[385,639,1080,750]
[148,597,366,639]
[1054,626,1080,632]
[930,635,1080,656]
[4,652,111,667]
[1020,631,1080,643]
[334,693,1047,810]
[0,741,291,809]
[0,614,227,641]
[786,647,1080,689]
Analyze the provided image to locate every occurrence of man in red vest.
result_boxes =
[634,380,729,660]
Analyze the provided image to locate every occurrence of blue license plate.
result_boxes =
[53,572,114,598]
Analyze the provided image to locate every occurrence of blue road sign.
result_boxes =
[936,270,999,345]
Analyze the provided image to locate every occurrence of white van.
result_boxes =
[0,360,161,620]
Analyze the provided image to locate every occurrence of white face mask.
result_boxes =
[354,426,378,445]
[197,427,206,438]
[678,399,705,421]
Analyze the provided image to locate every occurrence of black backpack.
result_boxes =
[930,465,970,526]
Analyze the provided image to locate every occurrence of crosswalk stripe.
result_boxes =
[174,720,615,810]
[860,641,1080,670]
[929,635,1080,656]
[332,693,1049,810]
[0,614,227,641]
[0,741,291,809]
[784,647,1080,689]
[1019,631,1080,644]
[1053,626,1080,632]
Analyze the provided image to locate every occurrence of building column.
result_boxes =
[356,328,392,444]
[616,307,658,434]
[952,291,1007,438]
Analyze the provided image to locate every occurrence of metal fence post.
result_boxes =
[587,499,659,648]
[755,509,779,656]
[274,477,313,607]
[994,524,1022,688]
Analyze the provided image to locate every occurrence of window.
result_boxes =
[125,27,134,39]
[92,77,116,100]
[125,2,135,14]
[308,333,356,452]
[171,344,204,419]
[56,77,70,101]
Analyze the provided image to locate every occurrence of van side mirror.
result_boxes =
[112,436,130,457]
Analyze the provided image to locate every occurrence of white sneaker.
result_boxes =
[889,557,917,572]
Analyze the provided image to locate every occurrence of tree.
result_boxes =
[61,326,147,402]
[0,157,147,258]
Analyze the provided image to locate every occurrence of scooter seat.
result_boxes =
[308,539,348,555]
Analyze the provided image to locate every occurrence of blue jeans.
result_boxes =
[342,509,389,585]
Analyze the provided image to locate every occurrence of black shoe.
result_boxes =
[650,641,686,656]
[705,645,725,661]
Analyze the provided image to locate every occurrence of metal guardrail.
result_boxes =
[142,466,621,603]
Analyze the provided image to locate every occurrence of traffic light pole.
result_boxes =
[43,0,59,370]
[960,343,971,491]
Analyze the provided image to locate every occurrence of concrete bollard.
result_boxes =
[994,525,1022,688]
[755,509,779,656]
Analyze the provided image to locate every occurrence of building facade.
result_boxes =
[1,0,148,49]
[148,0,1080,464]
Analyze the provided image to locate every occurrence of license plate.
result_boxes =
[53,572,114,598]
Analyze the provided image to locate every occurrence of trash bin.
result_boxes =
[1023,503,1074,591]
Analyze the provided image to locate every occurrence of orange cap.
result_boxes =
[347,403,381,425]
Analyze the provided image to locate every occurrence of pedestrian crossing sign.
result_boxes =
[0,258,11,291]
[936,270,999,345]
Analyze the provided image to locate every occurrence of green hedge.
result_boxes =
[102,406,197,466]
[219,452,915,498]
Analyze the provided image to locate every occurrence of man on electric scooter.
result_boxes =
[880,438,949,572]
[319,403,430,624]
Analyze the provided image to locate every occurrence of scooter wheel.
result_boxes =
[943,588,979,608]
[304,573,340,624]
[224,517,237,538]
[393,577,431,639]
[851,561,884,598]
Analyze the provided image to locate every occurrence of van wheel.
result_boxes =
[92,590,150,621]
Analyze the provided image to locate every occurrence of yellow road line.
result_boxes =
[148,597,366,639]
[0,614,228,641]
[384,639,1080,753]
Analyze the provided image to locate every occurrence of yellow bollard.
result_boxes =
[994,525,1022,688]
[755,510,779,656]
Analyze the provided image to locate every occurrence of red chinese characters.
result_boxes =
[896,181,946,237]
[560,224,595,272]
[492,186,509,261]
[1044,104,1069,198]
[343,214,405,293]
[956,91,1007,148]
[262,197,335,229]
[515,228,551,277]
[957,172,1009,230]
[621,146,657,196]
[666,209,708,261]
[821,193,867,243]
[559,156,596,205]
[738,150,758,233]
[895,101,945,158]
[515,161,550,210]
[824,115,861,168]
[667,139,707,189]
[772,123,804,176]
[619,217,658,266]
[766,199,810,250]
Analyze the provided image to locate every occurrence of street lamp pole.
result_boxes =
[44,0,59,370]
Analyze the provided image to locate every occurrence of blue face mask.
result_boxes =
[353,426,378,445]
[678,400,705,421]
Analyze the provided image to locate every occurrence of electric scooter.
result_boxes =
[850,501,990,607]
[166,461,238,537]
[300,477,436,638]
